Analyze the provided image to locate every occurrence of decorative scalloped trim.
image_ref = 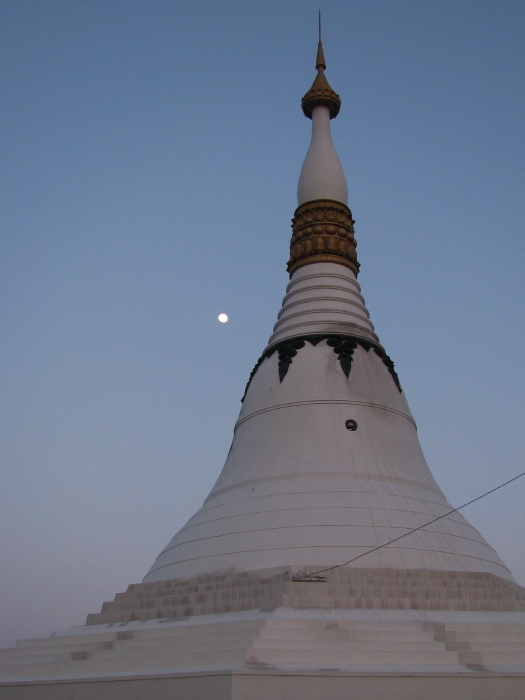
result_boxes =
[241,334,402,402]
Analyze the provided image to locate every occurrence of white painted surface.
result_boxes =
[3,607,525,682]
[144,335,511,582]
[143,66,512,586]
[297,105,348,206]
[268,263,378,346]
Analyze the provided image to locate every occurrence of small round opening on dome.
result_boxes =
[345,419,358,431]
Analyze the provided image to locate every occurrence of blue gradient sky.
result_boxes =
[1,1,524,648]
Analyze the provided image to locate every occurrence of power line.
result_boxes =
[300,470,525,580]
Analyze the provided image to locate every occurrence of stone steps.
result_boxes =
[3,614,525,680]
[246,647,461,667]
[0,620,264,679]
[254,628,434,641]
[263,618,428,629]
[86,568,525,625]
[420,621,525,669]
[6,622,263,650]
[450,627,525,668]
[455,641,525,651]
[442,623,525,639]
[3,633,262,666]
[0,648,248,679]
[282,595,522,611]
[251,638,444,651]
[246,618,460,668]
[458,650,525,667]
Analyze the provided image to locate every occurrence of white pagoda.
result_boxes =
[1,37,524,700]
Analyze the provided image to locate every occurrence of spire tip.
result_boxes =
[316,10,326,72]
[301,10,340,119]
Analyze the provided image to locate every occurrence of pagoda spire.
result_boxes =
[292,33,358,282]
[2,30,523,697]
[141,35,511,589]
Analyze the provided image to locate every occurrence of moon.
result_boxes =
[218,313,228,323]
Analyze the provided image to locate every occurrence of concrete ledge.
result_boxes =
[1,669,525,700]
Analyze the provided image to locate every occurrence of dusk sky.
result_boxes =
[1,1,524,649]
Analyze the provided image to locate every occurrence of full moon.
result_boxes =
[218,313,228,323]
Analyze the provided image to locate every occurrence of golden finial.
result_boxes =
[316,10,326,70]
[301,12,341,119]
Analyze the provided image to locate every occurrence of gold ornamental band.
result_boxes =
[287,199,359,276]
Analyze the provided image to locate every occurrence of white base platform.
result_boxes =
[2,607,525,699]
[2,669,525,700]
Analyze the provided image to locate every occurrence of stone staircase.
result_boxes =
[426,621,525,670]
[2,568,525,681]
[245,618,463,670]
[85,567,525,625]
[0,619,264,679]
[86,569,288,624]
[2,614,525,680]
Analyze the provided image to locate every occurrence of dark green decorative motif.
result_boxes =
[277,339,306,382]
[326,337,358,378]
[241,334,401,401]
